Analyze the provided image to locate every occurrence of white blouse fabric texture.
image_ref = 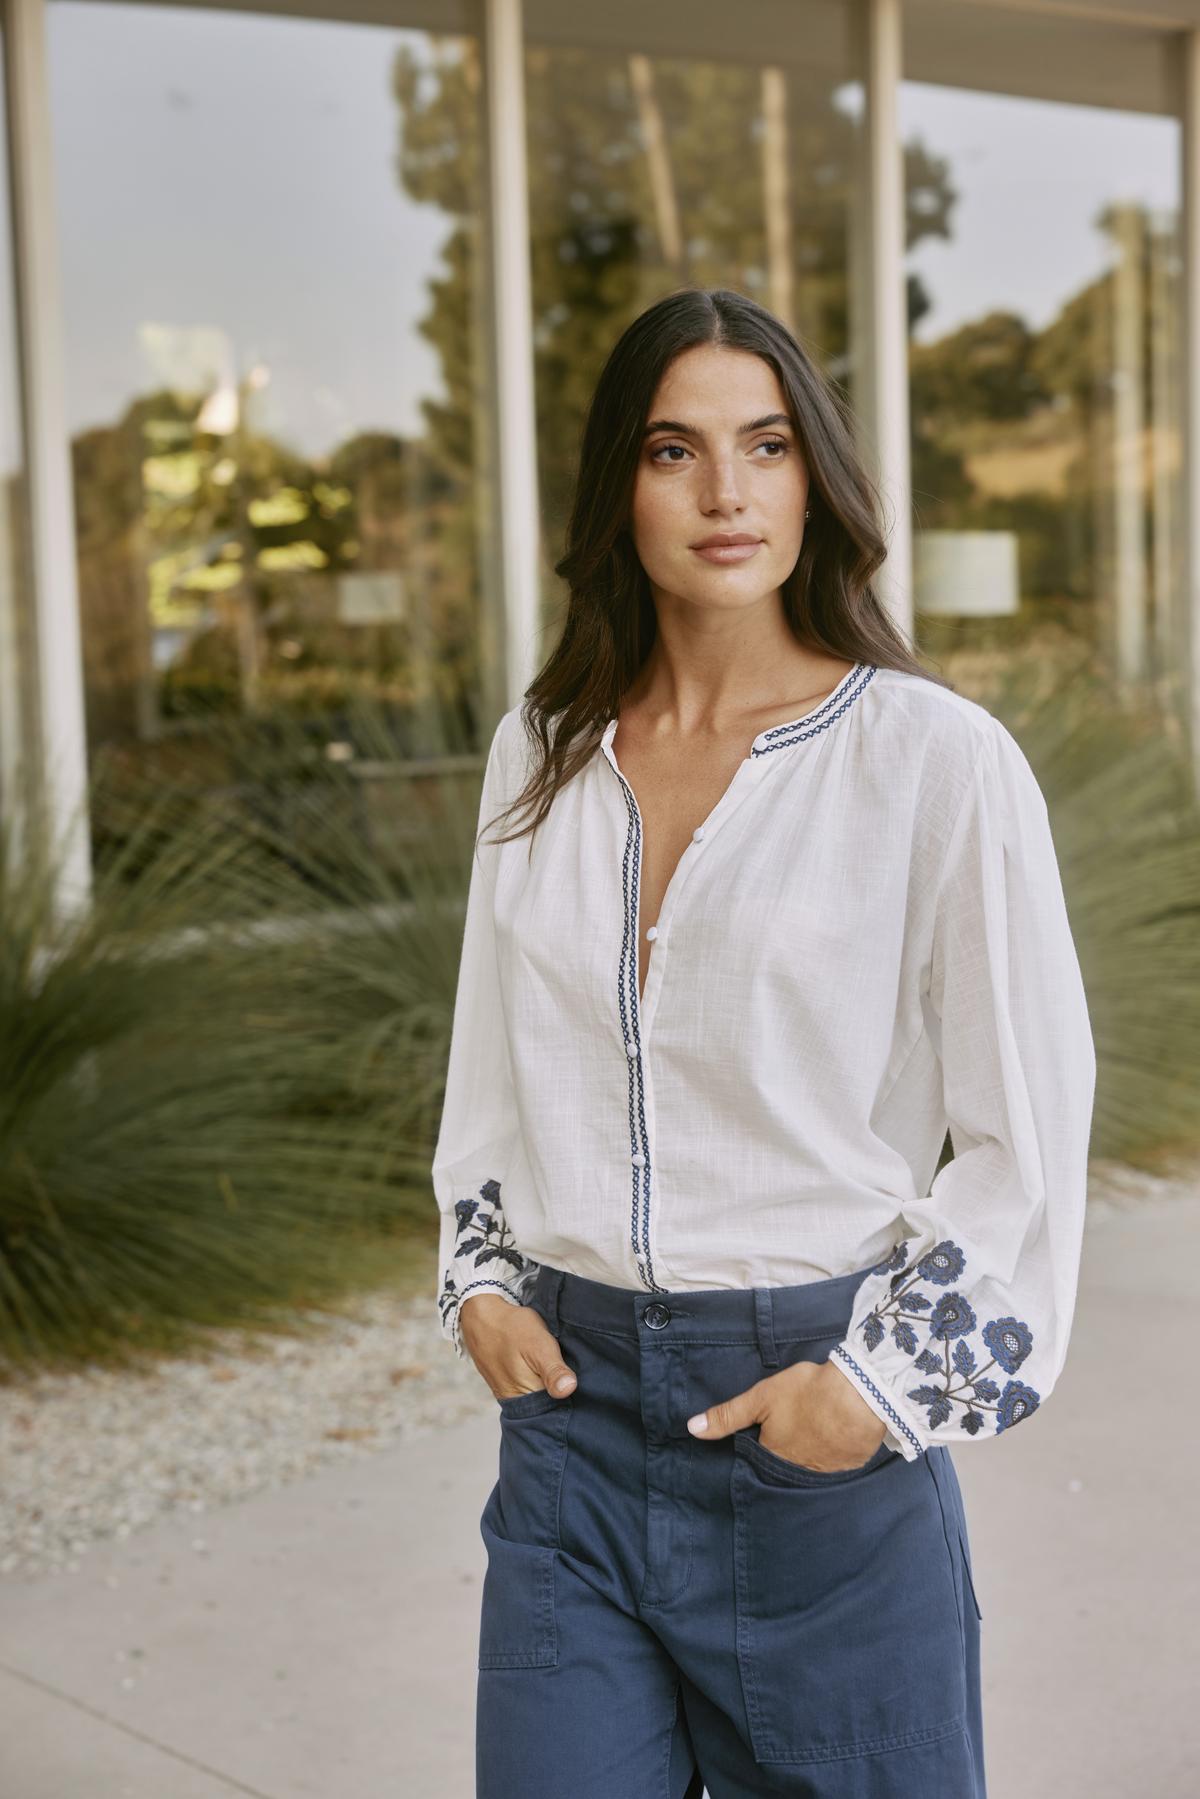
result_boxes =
[431,661,1097,1462]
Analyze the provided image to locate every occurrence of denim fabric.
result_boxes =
[475,1261,986,1799]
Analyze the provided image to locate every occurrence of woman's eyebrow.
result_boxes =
[642,412,793,439]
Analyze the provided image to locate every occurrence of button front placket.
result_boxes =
[600,734,658,1292]
[599,725,766,1295]
[597,665,877,1296]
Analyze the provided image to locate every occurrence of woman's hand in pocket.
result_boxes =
[459,1293,578,1402]
[686,1357,886,1471]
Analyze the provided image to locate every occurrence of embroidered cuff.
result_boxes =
[828,1344,928,1461]
[436,1177,540,1358]
[831,1235,1043,1458]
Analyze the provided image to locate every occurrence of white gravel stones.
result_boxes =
[0,1279,493,1580]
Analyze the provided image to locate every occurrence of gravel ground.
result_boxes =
[1,1155,1194,1583]
[0,1271,495,1581]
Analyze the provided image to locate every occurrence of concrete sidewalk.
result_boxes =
[1,1182,1196,1799]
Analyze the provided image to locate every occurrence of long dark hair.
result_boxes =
[484,285,950,852]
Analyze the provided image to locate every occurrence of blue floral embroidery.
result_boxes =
[857,1237,1040,1439]
[437,1177,538,1340]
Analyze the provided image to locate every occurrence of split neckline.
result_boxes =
[599,659,878,761]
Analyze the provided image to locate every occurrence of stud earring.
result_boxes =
[805,508,811,518]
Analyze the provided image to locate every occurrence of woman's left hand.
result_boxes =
[686,1358,887,1472]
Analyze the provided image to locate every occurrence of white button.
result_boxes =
[693,825,705,841]
[625,1037,638,1055]
[631,1153,646,1168]
[646,925,658,940]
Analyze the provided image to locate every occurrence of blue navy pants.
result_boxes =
[476,1261,985,1798]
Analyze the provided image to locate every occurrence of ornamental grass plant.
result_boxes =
[943,630,1200,1171]
[0,693,483,1375]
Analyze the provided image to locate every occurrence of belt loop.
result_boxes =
[754,1288,779,1367]
[545,1264,565,1338]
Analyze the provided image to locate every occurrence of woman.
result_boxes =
[432,287,1096,1798]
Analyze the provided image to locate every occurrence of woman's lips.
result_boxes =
[690,541,763,563]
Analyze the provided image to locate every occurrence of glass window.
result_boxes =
[902,2,1184,735]
[46,0,495,893]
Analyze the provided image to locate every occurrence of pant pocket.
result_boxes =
[494,1391,573,1548]
[476,1388,573,1671]
[740,1428,896,1485]
[477,1508,558,1669]
[730,1438,968,1764]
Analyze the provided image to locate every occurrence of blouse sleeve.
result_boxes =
[431,710,540,1359]
[828,717,1097,1460]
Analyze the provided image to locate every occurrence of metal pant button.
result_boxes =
[643,1302,671,1329]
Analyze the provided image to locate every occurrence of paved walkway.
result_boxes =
[0,1178,1196,1798]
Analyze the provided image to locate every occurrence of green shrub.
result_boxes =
[0,697,482,1373]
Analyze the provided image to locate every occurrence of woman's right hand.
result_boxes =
[459,1293,578,1402]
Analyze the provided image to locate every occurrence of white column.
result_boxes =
[482,0,541,716]
[1180,31,1200,793]
[1111,202,1147,688]
[1147,206,1178,703]
[4,0,92,921]
[850,0,912,645]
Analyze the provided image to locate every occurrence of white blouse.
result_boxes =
[431,660,1097,1461]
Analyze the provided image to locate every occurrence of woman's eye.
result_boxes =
[648,438,790,464]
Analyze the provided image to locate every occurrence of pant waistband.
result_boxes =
[527,1261,875,1368]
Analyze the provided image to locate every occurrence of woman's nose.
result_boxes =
[698,459,744,511]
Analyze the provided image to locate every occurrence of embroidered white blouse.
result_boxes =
[431,661,1097,1461]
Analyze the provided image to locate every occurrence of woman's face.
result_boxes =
[629,344,809,612]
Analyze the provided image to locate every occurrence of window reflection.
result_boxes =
[47,1,493,884]
[902,3,1183,730]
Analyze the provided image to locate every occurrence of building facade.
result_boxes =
[1,0,1197,911]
